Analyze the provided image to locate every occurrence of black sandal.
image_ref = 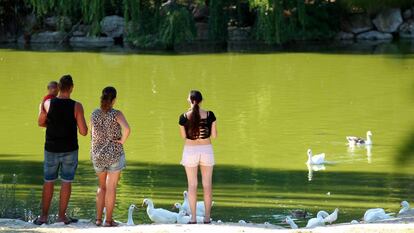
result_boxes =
[188,221,197,224]
[59,216,78,225]
[104,220,119,227]
[204,221,211,224]
[33,217,47,225]
[95,219,102,226]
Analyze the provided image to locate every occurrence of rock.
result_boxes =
[228,27,251,41]
[372,8,403,33]
[100,15,125,38]
[31,31,66,43]
[342,13,373,34]
[69,36,114,48]
[44,16,72,31]
[72,25,91,37]
[195,22,209,40]
[335,31,354,40]
[356,30,393,41]
[402,9,412,20]
[399,20,414,39]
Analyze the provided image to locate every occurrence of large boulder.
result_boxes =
[228,27,251,41]
[335,31,354,40]
[44,16,72,31]
[69,36,114,48]
[31,31,66,43]
[100,15,125,38]
[356,30,393,41]
[372,8,403,33]
[399,20,414,39]
[342,13,373,34]
[195,22,209,40]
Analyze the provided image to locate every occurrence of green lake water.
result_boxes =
[0,46,414,227]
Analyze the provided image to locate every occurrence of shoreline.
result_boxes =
[2,218,414,233]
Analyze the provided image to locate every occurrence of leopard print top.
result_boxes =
[90,108,124,168]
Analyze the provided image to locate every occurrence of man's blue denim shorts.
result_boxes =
[44,150,78,182]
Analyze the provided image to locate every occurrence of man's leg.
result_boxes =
[58,182,71,221]
[39,181,54,222]
[57,150,78,222]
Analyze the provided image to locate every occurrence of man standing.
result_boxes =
[35,75,87,225]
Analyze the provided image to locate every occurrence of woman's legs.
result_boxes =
[105,171,121,223]
[96,172,107,223]
[185,166,198,222]
[200,165,213,222]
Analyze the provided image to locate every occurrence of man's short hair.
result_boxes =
[58,75,73,92]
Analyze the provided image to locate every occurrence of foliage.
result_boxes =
[251,0,341,44]
[159,5,196,48]
[208,0,228,41]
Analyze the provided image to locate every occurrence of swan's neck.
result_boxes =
[366,134,372,144]
[147,202,154,213]
[288,220,298,229]
[127,209,134,224]
[307,154,312,164]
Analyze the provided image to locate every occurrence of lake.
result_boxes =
[0,44,413,227]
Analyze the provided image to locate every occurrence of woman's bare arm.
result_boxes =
[116,111,130,144]
[210,121,217,139]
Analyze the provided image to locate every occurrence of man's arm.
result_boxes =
[75,102,88,136]
[38,100,50,127]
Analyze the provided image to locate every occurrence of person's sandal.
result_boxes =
[204,221,211,224]
[104,220,119,227]
[95,219,102,226]
[188,221,197,224]
[33,217,47,225]
[62,217,78,225]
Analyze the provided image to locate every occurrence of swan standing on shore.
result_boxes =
[306,211,329,228]
[363,208,391,222]
[347,131,372,146]
[306,149,325,165]
[284,216,298,229]
[142,198,178,223]
[323,208,339,224]
[127,204,138,226]
[398,201,414,216]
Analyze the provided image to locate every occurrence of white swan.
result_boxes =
[398,201,414,216]
[306,211,329,228]
[307,149,325,165]
[127,204,138,226]
[350,220,359,224]
[181,190,214,216]
[323,208,339,224]
[238,220,247,224]
[347,131,372,146]
[142,198,178,223]
[284,216,298,229]
[363,208,391,222]
[176,210,204,224]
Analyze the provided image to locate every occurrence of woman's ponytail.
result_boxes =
[188,90,203,139]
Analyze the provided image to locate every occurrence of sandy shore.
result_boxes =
[1,219,414,233]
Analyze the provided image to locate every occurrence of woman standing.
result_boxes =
[91,87,130,227]
[179,90,217,224]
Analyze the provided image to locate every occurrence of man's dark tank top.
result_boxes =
[45,98,78,152]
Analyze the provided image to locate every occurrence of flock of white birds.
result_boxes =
[111,189,414,229]
[105,131,412,229]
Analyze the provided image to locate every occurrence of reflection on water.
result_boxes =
[0,47,413,226]
[307,164,326,182]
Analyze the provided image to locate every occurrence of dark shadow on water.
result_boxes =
[0,159,413,226]
[1,40,414,56]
